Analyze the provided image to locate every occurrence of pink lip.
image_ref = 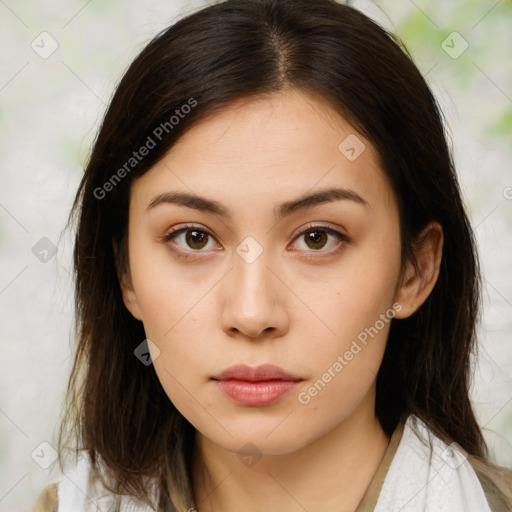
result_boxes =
[212,364,303,407]
[212,364,302,382]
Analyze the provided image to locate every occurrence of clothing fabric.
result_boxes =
[371,416,497,511]
[31,414,512,512]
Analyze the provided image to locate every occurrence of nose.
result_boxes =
[220,246,289,340]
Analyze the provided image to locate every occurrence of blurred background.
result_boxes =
[0,0,511,510]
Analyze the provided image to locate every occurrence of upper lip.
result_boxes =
[212,364,303,382]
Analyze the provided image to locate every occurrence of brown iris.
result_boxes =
[186,230,209,250]
[304,230,328,250]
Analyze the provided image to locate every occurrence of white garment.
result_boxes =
[58,452,157,512]
[56,414,492,511]
[374,415,492,512]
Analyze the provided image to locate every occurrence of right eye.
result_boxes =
[162,224,221,256]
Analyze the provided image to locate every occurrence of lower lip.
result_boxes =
[214,379,301,406]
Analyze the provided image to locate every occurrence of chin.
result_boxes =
[211,432,310,458]
[194,412,330,458]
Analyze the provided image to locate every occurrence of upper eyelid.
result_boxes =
[295,222,347,237]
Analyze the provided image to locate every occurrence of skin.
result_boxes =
[120,88,443,512]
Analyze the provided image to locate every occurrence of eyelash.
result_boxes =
[161,223,351,261]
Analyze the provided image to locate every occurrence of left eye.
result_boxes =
[292,226,349,252]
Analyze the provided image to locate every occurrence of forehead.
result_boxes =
[131,88,396,217]
[170,89,363,161]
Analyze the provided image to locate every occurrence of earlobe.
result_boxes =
[119,273,143,321]
[394,222,444,319]
[113,239,143,321]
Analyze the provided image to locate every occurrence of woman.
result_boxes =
[32,0,512,510]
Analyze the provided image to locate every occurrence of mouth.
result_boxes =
[211,364,303,407]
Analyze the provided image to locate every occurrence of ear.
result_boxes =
[394,221,444,319]
[113,239,143,321]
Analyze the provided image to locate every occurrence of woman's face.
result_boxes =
[121,88,408,455]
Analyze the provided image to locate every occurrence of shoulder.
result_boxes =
[31,450,161,512]
[378,414,511,511]
[31,483,58,512]
[30,451,109,512]
[406,415,512,511]
[469,457,512,512]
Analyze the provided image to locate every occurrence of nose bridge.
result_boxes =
[232,234,275,304]
[221,235,285,337]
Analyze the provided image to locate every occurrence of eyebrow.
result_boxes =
[146,187,369,221]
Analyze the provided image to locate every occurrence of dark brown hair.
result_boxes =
[58,0,511,510]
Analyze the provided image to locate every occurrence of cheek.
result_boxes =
[144,307,214,427]
[128,236,208,337]
[340,226,402,316]
[308,227,401,333]
[293,294,393,430]
[126,227,222,389]
[293,229,401,392]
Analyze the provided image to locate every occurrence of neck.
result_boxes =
[191,394,391,512]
